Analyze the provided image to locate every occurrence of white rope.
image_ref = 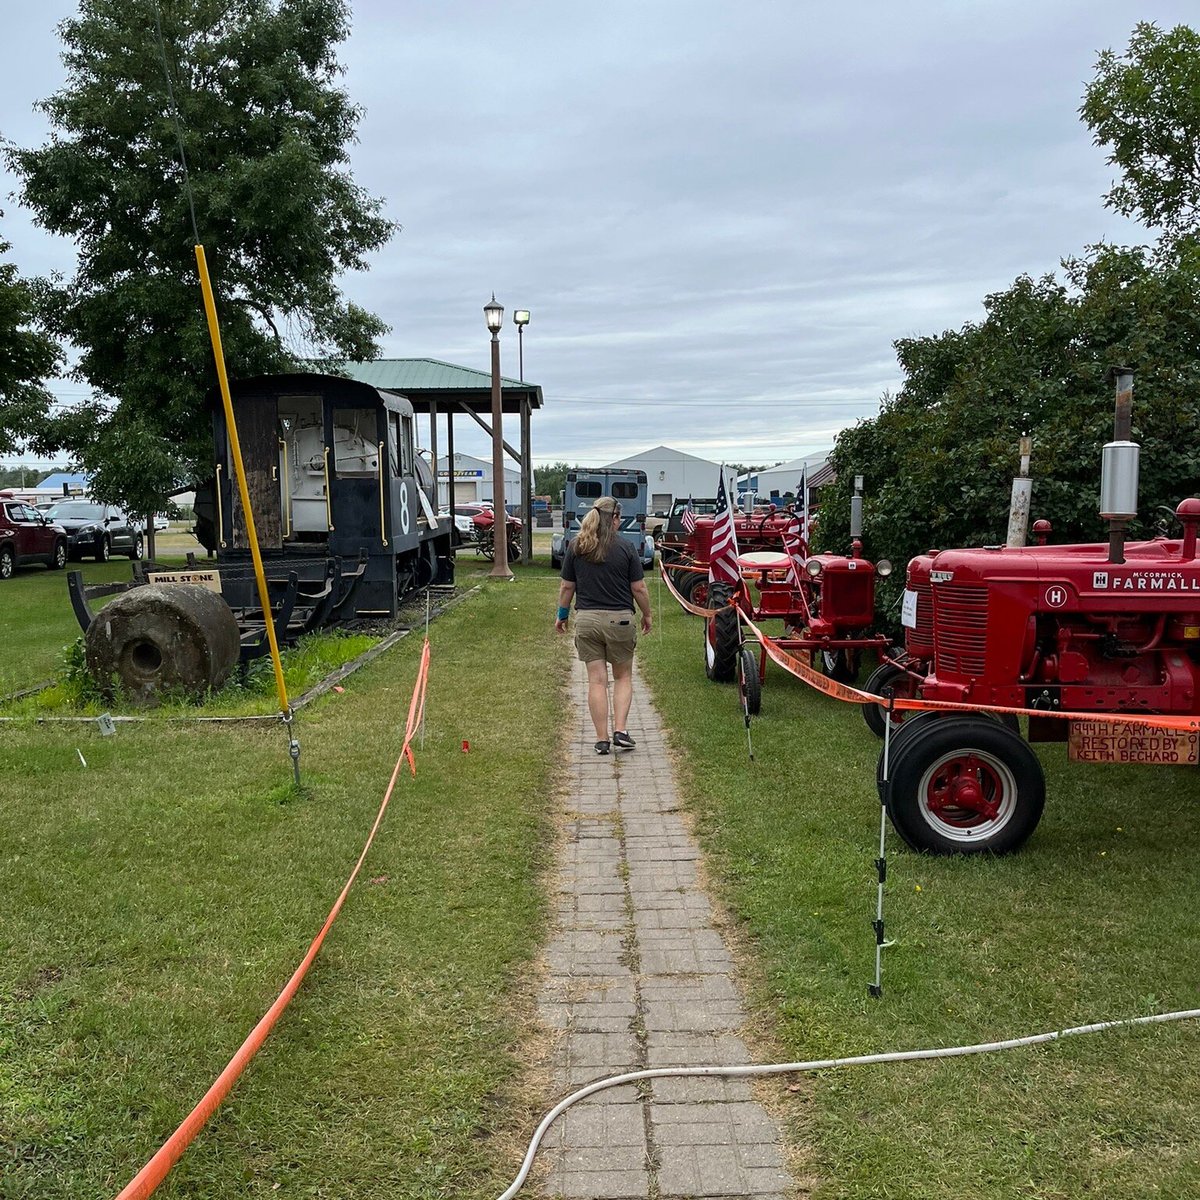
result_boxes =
[495,1007,1200,1200]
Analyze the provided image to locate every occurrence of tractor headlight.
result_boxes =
[876,558,893,577]
[805,558,823,578]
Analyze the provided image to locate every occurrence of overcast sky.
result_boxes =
[1,1,1194,472]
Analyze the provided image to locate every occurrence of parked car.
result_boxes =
[131,514,171,532]
[0,495,69,578]
[42,499,143,561]
[438,503,494,545]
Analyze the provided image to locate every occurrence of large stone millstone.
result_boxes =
[85,584,241,706]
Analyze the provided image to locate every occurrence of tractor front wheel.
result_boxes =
[862,661,920,738]
[820,647,859,684]
[737,646,761,715]
[703,583,739,682]
[882,715,1045,855]
[678,571,710,609]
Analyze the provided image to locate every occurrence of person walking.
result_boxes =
[554,496,652,755]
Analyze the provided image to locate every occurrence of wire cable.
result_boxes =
[495,1007,1200,1200]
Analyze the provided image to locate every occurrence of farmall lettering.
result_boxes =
[1092,569,1200,592]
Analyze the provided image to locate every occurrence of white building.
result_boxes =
[741,451,834,503]
[602,446,736,515]
[437,452,520,508]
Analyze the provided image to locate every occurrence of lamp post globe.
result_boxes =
[484,295,513,580]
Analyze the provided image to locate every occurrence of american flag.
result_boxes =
[707,469,741,587]
[781,513,806,589]
[796,465,809,544]
[681,496,696,534]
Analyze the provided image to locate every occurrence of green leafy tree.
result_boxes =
[1082,22,1200,237]
[7,0,394,513]
[821,242,1200,623]
[0,232,61,455]
[535,461,579,502]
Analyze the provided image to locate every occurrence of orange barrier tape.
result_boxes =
[658,560,729,618]
[739,613,1200,733]
[114,639,433,1200]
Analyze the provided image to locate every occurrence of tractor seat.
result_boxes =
[737,551,791,573]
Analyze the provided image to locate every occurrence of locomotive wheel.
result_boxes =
[737,646,761,716]
[882,715,1045,855]
[703,583,739,682]
[821,647,860,684]
[862,662,920,738]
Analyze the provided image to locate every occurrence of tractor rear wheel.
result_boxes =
[882,715,1045,855]
[737,646,761,715]
[703,582,739,682]
[862,661,920,738]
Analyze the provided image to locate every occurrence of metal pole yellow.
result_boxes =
[194,245,290,718]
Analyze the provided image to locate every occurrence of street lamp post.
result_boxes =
[513,309,530,382]
[513,309,532,562]
[484,294,513,580]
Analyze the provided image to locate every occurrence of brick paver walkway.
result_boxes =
[536,659,796,1199]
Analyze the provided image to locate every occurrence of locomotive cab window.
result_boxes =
[388,412,401,476]
[333,409,379,477]
[575,481,602,498]
[612,482,638,500]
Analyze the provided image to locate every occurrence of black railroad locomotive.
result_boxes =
[193,372,454,623]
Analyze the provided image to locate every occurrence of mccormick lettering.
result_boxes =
[930,570,954,583]
[1091,570,1200,592]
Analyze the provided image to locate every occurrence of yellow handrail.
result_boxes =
[323,446,334,531]
[278,439,291,538]
[377,441,388,547]
[215,462,226,548]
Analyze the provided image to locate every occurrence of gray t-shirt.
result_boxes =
[562,538,644,611]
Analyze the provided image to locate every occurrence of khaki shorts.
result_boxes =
[573,609,638,665]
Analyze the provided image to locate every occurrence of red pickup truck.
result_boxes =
[0,492,68,578]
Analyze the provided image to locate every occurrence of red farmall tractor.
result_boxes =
[665,505,799,607]
[702,479,895,711]
[876,369,1200,856]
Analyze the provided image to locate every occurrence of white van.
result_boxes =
[550,469,656,570]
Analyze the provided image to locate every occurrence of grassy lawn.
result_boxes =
[638,579,1200,1200]
[0,558,571,1199]
[0,527,208,696]
[5,544,1198,1199]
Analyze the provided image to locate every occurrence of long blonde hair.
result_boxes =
[574,496,620,563]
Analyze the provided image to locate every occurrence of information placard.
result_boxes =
[146,569,223,594]
[1068,719,1199,765]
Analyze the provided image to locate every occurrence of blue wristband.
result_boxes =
[557,606,570,621]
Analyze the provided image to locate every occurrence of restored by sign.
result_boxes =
[1068,719,1199,765]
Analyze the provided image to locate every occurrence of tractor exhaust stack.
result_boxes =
[1006,435,1033,548]
[1100,366,1139,566]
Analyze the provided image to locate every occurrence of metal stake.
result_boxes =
[869,688,895,998]
[284,709,301,786]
